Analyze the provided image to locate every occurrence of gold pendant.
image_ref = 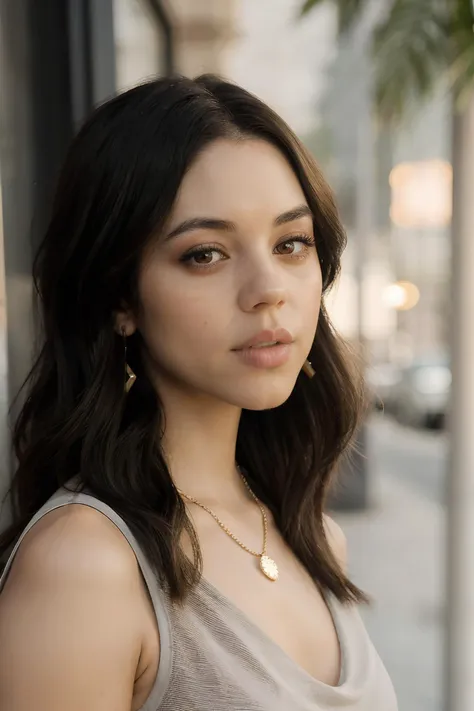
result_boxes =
[260,555,279,581]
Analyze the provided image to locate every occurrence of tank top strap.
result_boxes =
[0,483,173,711]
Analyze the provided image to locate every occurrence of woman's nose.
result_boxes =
[237,265,288,313]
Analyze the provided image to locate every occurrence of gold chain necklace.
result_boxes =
[177,474,279,582]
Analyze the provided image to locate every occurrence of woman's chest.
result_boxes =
[159,587,398,711]
[198,533,342,686]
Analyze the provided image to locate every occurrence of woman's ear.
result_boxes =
[114,309,137,337]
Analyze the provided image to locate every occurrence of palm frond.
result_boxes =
[372,0,450,122]
[300,0,366,34]
[300,0,326,15]
[300,0,474,121]
[448,0,474,111]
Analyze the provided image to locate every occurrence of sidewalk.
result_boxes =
[332,468,445,711]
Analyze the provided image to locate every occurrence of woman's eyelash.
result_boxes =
[287,234,316,246]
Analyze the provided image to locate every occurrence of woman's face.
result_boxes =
[125,138,322,410]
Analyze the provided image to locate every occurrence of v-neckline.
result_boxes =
[197,574,350,691]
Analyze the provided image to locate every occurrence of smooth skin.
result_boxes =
[0,139,347,710]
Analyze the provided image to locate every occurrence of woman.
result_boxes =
[0,75,397,710]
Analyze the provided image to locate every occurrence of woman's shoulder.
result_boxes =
[9,501,140,588]
[0,503,154,711]
[323,513,347,571]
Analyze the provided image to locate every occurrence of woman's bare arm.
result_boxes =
[0,504,151,711]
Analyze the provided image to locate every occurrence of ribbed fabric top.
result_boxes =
[0,486,398,711]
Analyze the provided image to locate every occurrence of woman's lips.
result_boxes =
[232,343,292,369]
[234,328,293,350]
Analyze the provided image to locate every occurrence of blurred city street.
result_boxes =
[334,413,445,711]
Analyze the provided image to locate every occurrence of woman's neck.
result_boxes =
[159,385,244,507]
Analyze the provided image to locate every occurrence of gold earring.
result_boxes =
[302,359,315,379]
[122,328,136,393]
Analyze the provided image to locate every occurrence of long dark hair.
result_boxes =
[1,75,365,603]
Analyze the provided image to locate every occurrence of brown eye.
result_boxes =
[276,241,296,255]
[180,246,228,268]
[193,250,214,264]
[274,235,315,258]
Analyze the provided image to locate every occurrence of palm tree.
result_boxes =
[301,0,474,119]
[300,3,474,711]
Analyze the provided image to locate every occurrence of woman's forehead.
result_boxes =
[167,138,307,230]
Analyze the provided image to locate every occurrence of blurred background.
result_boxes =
[1,1,473,710]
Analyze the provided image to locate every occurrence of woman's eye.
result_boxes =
[276,241,298,255]
[192,250,217,265]
[180,236,315,269]
[180,247,226,268]
[275,236,314,256]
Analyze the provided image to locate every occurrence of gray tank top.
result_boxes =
[0,485,398,711]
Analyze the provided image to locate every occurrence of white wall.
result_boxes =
[224,0,337,138]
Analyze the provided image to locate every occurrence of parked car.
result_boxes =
[391,355,451,429]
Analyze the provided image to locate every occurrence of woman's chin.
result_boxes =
[226,376,298,411]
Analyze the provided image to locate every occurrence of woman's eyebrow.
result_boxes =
[166,217,236,240]
[166,204,313,241]
[274,205,313,226]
